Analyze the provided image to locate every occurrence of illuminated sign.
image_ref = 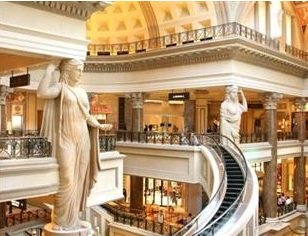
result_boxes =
[168,92,190,101]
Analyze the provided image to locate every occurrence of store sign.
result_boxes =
[91,104,112,114]
[168,92,190,101]
[10,74,30,88]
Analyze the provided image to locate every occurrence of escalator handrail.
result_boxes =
[173,134,227,236]
[192,134,249,235]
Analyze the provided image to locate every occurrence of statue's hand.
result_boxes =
[231,130,240,139]
[46,64,57,74]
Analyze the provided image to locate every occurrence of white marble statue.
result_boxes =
[38,59,105,231]
[220,85,247,145]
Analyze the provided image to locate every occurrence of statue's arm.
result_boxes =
[239,89,248,112]
[37,64,61,99]
[83,94,109,130]
[220,102,228,120]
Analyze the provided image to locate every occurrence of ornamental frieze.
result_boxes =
[84,41,307,78]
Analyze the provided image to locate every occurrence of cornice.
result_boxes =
[14,1,110,20]
[85,38,308,78]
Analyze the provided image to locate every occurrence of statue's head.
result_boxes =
[59,59,84,84]
[225,85,239,102]
[59,59,84,72]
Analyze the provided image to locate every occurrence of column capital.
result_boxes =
[263,92,283,110]
[127,92,144,109]
[294,97,307,112]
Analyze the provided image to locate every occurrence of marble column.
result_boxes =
[254,2,259,31]
[0,85,9,228]
[0,85,9,132]
[130,176,144,213]
[183,183,202,216]
[124,97,132,131]
[293,97,307,212]
[131,92,144,132]
[265,1,271,36]
[262,93,282,219]
[184,100,195,132]
[129,93,144,212]
[0,203,6,228]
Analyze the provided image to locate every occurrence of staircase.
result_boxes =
[198,146,245,235]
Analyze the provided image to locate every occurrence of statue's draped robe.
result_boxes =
[40,84,99,228]
[220,100,246,145]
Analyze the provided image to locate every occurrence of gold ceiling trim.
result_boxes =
[139,2,160,39]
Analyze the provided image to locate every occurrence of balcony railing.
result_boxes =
[88,22,280,56]
[0,136,51,160]
[99,134,116,152]
[102,203,182,235]
[117,130,300,145]
[285,44,308,62]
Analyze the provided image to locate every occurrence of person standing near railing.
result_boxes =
[220,85,247,145]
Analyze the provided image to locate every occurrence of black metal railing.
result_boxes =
[191,135,249,235]
[117,130,300,145]
[88,22,280,56]
[0,136,51,160]
[99,134,116,152]
[173,135,226,236]
[102,203,182,235]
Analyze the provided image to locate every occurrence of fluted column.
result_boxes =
[293,97,307,212]
[262,92,282,219]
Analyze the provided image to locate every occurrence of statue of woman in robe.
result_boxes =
[220,85,247,145]
[38,59,104,231]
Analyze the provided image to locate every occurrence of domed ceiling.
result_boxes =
[86,1,217,44]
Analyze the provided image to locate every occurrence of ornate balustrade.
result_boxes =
[285,44,308,62]
[103,203,184,236]
[117,130,299,145]
[88,22,281,57]
[99,134,116,152]
[0,136,51,160]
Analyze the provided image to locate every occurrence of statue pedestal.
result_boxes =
[44,222,93,236]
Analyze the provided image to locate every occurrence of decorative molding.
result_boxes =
[85,38,308,78]
[0,158,59,202]
[129,92,144,109]
[263,92,283,110]
[14,1,111,20]
[294,97,307,112]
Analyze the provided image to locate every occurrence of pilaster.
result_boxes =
[195,95,208,134]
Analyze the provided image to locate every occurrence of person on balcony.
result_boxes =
[220,85,247,145]
[38,59,106,231]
